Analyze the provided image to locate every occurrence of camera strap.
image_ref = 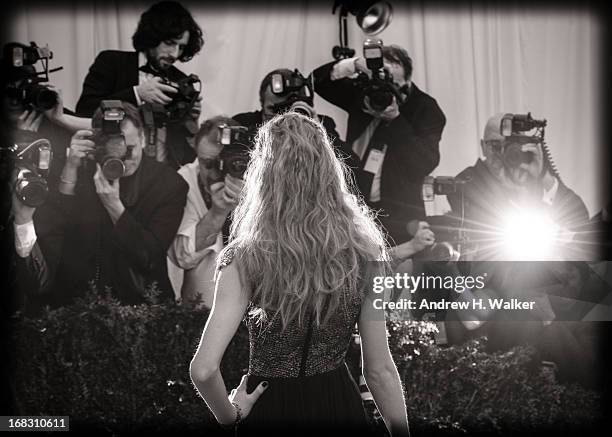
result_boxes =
[140,103,158,156]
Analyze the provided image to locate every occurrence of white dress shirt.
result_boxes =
[167,160,223,306]
[14,220,37,258]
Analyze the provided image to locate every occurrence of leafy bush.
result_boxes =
[389,318,603,435]
[6,287,604,435]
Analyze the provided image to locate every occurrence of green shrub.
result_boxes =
[6,287,603,435]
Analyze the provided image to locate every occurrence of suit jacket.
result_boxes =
[75,50,196,169]
[312,61,446,244]
[22,156,188,310]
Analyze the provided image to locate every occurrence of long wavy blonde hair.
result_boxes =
[223,112,388,328]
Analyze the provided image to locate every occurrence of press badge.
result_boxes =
[363,145,386,174]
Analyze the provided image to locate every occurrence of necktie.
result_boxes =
[352,118,381,161]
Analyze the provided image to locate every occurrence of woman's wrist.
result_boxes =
[218,401,242,429]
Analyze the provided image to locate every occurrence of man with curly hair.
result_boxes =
[76,1,204,169]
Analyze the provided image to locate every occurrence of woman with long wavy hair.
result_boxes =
[190,112,409,436]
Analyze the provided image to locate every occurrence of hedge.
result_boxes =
[5,284,604,436]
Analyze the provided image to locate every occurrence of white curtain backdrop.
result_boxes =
[7,1,604,216]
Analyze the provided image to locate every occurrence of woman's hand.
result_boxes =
[224,375,268,425]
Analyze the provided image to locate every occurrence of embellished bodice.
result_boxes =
[218,249,364,378]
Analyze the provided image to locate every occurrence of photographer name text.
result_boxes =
[372,298,536,311]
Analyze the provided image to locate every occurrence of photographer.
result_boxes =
[312,42,446,245]
[442,112,597,385]
[231,68,356,165]
[167,116,245,308]
[75,1,204,169]
[447,112,589,258]
[2,45,92,188]
[14,101,187,309]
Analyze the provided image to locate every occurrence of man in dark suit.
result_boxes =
[75,1,204,169]
[13,101,188,311]
[312,45,446,246]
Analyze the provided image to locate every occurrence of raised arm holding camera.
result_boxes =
[312,39,446,247]
[167,116,247,308]
[75,1,203,170]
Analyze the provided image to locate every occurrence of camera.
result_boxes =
[10,139,53,207]
[218,124,252,179]
[418,176,471,262]
[356,38,402,112]
[495,113,547,168]
[2,42,62,111]
[422,176,466,202]
[269,69,315,117]
[148,74,201,125]
[164,74,201,123]
[91,100,132,180]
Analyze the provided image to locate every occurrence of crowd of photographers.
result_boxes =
[2,1,611,385]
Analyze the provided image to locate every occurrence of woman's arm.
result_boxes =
[189,259,266,425]
[358,286,410,436]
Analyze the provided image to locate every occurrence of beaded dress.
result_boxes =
[217,249,372,434]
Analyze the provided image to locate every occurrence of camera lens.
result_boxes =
[26,84,58,111]
[15,170,48,207]
[366,87,393,111]
[101,158,126,180]
[226,157,248,179]
[290,101,314,118]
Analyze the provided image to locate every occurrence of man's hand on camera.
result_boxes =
[65,130,95,171]
[411,221,435,253]
[135,77,177,105]
[362,95,400,121]
[209,175,244,215]
[190,96,202,120]
[520,143,556,193]
[17,109,44,132]
[353,57,369,75]
[521,143,544,180]
[94,163,125,224]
